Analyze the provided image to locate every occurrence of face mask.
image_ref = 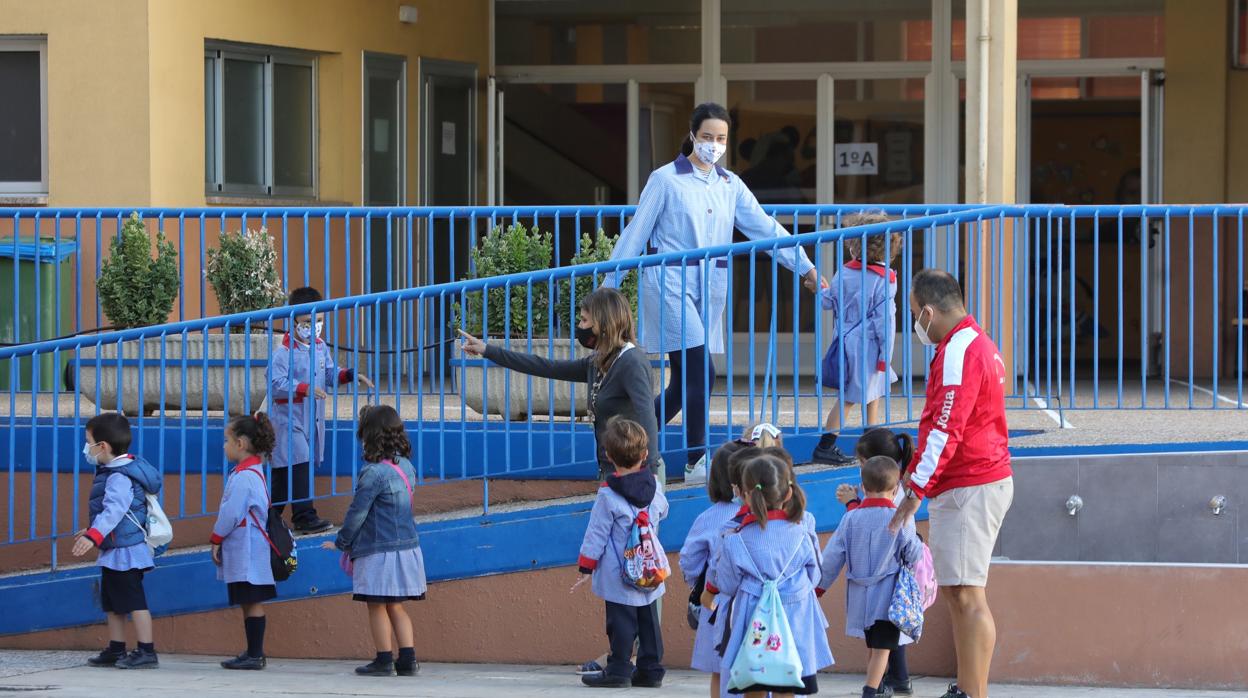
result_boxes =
[297,321,323,341]
[83,441,98,466]
[914,307,936,346]
[692,137,726,166]
[575,325,598,350]
[732,495,743,505]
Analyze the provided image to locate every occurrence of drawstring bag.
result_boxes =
[619,507,669,590]
[888,564,926,641]
[726,542,805,692]
[125,491,174,557]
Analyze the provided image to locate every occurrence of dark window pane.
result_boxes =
[273,62,313,189]
[205,56,216,185]
[223,58,264,187]
[0,51,41,183]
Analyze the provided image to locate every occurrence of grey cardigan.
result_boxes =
[482,342,660,475]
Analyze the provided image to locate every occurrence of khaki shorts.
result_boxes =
[927,477,1014,587]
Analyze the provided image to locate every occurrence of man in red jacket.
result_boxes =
[890,269,1014,698]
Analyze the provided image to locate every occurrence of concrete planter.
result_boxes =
[456,338,666,420]
[76,332,277,416]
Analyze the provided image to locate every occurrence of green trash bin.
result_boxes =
[0,236,78,391]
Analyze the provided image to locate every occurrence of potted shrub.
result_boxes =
[455,223,658,419]
[77,217,280,416]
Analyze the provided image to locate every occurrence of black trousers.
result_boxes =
[604,600,664,680]
[655,345,716,467]
[268,461,319,524]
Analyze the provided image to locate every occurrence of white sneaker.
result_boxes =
[683,454,708,484]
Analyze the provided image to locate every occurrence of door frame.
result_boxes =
[362,52,407,207]
[418,57,478,206]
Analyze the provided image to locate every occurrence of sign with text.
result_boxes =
[835,143,878,175]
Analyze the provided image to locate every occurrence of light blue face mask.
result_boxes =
[732,495,743,505]
[82,441,98,466]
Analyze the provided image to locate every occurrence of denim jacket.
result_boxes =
[333,457,421,560]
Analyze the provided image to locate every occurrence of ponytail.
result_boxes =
[740,454,788,529]
[759,446,805,523]
[895,432,915,473]
[228,411,277,457]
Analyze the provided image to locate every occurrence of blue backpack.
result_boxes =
[726,541,805,692]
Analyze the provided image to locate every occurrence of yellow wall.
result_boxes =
[146,0,490,207]
[0,0,152,205]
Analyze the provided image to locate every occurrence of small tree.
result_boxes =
[98,212,180,328]
[206,227,285,322]
[455,222,553,337]
[555,230,639,327]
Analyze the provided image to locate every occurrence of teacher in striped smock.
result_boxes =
[607,102,826,483]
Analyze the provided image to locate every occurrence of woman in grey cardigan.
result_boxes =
[458,287,663,483]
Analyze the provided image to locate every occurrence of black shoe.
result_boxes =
[885,678,913,695]
[581,671,630,688]
[395,660,421,676]
[87,647,126,667]
[863,686,895,698]
[115,648,159,670]
[575,659,604,675]
[630,671,663,688]
[811,442,855,465]
[220,652,266,670]
[940,683,969,698]
[355,658,396,676]
[294,517,332,534]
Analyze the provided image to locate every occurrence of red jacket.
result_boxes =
[907,315,1012,499]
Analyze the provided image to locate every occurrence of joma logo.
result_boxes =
[936,389,956,428]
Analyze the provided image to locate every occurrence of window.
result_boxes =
[205,44,316,197]
[0,38,47,195]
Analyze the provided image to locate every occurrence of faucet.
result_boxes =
[1065,495,1083,516]
[1210,496,1227,516]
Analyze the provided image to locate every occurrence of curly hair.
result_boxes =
[841,212,903,265]
[357,404,412,463]
[228,412,277,456]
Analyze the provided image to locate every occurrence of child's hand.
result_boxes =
[211,543,223,566]
[71,536,94,557]
[313,387,329,400]
[570,573,591,594]
[836,483,859,505]
[320,541,336,551]
[700,588,717,611]
[356,373,374,390]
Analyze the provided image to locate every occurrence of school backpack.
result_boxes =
[726,542,806,692]
[620,508,669,590]
[914,542,938,610]
[251,510,298,582]
[124,491,174,557]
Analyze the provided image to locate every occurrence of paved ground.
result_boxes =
[0,652,1238,697]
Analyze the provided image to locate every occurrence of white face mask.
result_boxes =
[83,441,98,466]
[296,321,323,341]
[914,307,936,346]
[692,137,726,166]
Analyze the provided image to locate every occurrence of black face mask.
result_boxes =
[575,325,598,350]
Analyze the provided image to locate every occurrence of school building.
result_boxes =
[0,0,1245,375]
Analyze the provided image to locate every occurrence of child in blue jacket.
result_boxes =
[267,286,372,533]
[73,412,163,670]
[574,417,669,689]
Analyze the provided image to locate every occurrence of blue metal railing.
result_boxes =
[0,203,1244,572]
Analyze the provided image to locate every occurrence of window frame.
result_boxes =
[205,42,318,199]
[1236,0,1248,70]
[0,37,49,196]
